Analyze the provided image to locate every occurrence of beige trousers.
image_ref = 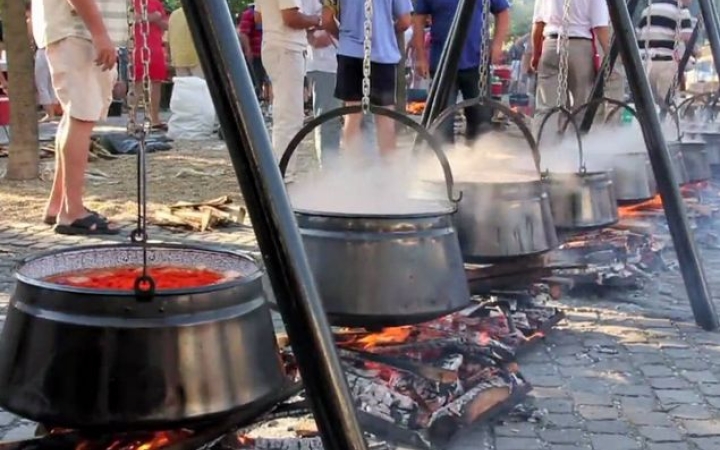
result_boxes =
[175,65,204,79]
[646,60,677,105]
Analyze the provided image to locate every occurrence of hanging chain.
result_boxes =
[602,28,614,85]
[128,0,155,296]
[556,0,571,108]
[478,0,492,98]
[668,2,691,105]
[361,0,373,114]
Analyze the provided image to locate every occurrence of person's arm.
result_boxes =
[412,10,429,78]
[589,0,610,54]
[392,0,413,33]
[321,6,339,38]
[279,0,321,30]
[490,1,511,64]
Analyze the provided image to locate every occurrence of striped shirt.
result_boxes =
[636,0,692,59]
[32,0,128,49]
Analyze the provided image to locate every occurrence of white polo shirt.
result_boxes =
[533,0,610,40]
[257,0,307,51]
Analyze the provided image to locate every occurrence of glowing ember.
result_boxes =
[73,430,192,450]
[46,266,239,290]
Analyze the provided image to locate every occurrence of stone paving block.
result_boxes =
[494,437,544,450]
[667,404,714,420]
[526,375,564,388]
[654,389,702,405]
[493,422,537,438]
[646,443,690,450]
[577,405,618,421]
[648,377,691,390]
[623,411,673,427]
[697,383,720,397]
[613,383,654,397]
[535,398,574,414]
[639,365,675,377]
[538,428,584,444]
[584,420,631,434]
[691,437,720,450]
[545,413,583,429]
[680,419,720,437]
[572,393,614,406]
[590,434,642,450]
[638,426,684,442]
[680,370,719,384]
[672,358,710,371]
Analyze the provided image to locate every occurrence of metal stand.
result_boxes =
[607,0,719,331]
[579,0,640,132]
[420,0,478,127]
[180,1,368,449]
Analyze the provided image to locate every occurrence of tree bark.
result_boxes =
[3,0,39,181]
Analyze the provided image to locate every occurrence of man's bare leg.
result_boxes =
[375,111,397,155]
[57,117,95,224]
[150,81,162,126]
[43,113,67,220]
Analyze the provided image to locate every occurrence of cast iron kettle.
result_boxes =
[538,106,619,230]
[0,244,288,430]
[425,96,558,263]
[278,105,470,327]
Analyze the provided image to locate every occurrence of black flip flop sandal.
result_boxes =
[44,209,107,226]
[54,214,119,236]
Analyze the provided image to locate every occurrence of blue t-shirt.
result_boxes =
[415,0,509,72]
[335,0,414,64]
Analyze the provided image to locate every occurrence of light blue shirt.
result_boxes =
[336,0,413,64]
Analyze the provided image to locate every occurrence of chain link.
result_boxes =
[478,0,492,98]
[556,0,571,108]
[361,0,373,114]
[668,2,693,105]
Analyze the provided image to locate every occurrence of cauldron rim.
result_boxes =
[14,242,262,296]
[292,203,457,220]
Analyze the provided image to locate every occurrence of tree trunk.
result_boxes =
[3,0,39,181]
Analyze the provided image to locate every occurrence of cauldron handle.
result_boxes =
[536,106,586,173]
[427,96,542,175]
[278,104,460,203]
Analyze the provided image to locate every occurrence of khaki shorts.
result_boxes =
[46,37,117,122]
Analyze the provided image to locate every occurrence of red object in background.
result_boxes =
[45,265,229,290]
[491,82,504,96]
[0,97,10,126]
[493,67,512,81]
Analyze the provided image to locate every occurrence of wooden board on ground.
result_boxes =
[152,195,247,232]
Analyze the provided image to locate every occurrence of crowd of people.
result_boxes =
[20,0,697,236]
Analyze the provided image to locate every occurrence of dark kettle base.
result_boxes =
[26,381,300,434]
[462,249,551,265]
[617,196,656,206]
[555,220,619,233]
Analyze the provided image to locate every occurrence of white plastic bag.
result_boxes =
[167,76,217,140]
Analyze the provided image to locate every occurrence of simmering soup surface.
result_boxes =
[45,266,238,290]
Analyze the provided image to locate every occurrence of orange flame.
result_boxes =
[618,194,663,218]
[75,430,192,450]
[355,327,413,349]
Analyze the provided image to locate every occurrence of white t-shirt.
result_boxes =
[302,0,337,73]
[533,0,610,40]
[257,0,307,51]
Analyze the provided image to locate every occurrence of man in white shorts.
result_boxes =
[32,0,127,235]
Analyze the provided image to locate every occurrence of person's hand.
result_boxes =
[310,30,333,48]
[490,42,503,65]
[92,32,117,71]
[529,52,541,74]
[415,58,429,79]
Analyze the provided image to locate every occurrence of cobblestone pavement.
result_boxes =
[1,220,720,450]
